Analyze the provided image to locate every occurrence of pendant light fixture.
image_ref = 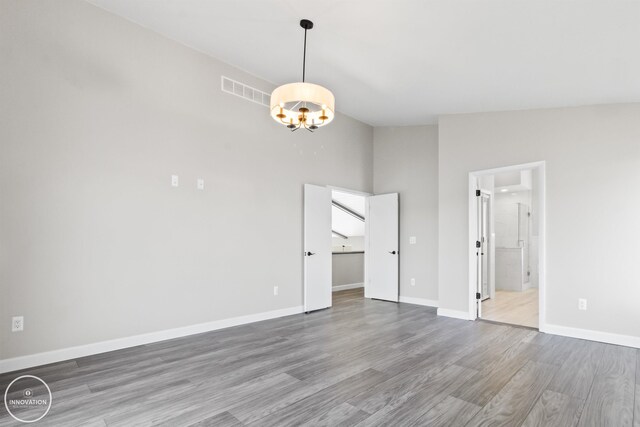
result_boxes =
[270,19,335,132]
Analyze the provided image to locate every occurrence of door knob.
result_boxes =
[306,251,315,256]
[388,251,397,255]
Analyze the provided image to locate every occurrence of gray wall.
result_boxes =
[0,0,373,360]
[373,126,439,303]
[438,104,640,338]
[332,254,364,287]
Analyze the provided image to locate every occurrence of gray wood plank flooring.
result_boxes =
[635,351,640,427]
[522,390,584,427]
[1,288,638,426]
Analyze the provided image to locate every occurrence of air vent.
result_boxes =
[221,76,270,108]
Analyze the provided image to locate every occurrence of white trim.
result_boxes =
[469,160,546,177]
[538,163,547,331]
[364,196,371,299]
[332,283,364,291]
[399,296,439,308]
[544,324,640,349]
[468,161,547,331]
[437,308,473,320]
[0,306,303,374]
[326,185,372,197]
[468,174,478,320]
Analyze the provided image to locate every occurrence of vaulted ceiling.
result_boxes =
[332,191,365,238]
[87,0,640,126]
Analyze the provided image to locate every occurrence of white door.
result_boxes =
[476,190,490,316]
[304,184,332,312]
[365,193,399,302]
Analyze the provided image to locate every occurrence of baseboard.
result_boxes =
[399,296,439,308]
[332,283,364,291]
[543,323,640,349]
[0,305,304,374]
[437,308,473,320]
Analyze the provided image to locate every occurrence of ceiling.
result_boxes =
[87,0,640,126]
[332,191,365,237]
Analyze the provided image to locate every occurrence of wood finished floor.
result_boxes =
[481,288,539,328]
[1,288,638,426]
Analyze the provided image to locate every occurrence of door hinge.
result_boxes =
[475,189,481,197]
[476,292,481,300]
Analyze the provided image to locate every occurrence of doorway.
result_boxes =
[303,184,399,313]
[469,162,546,329]
[331,189,367,303]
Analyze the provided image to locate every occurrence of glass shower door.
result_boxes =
[518,203,530,285]
[481,195,490,300]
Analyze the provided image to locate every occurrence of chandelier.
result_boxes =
[270,19,335,132]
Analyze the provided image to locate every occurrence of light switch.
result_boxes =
[197,178,204,190]
[409,236,417,245]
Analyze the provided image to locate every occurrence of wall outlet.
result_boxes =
[197,178,204,190]
[171,175,179,187]
[410,278,416,287]
[12,316,23,332]
[578,298,587,311]
[273,286,279,296]
[409,236,417,245]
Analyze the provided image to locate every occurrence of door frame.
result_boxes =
[467,161,547,331]
[476,189,491,316]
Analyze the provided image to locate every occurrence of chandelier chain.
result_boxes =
[302,27,307,82]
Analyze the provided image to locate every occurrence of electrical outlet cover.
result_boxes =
[12,316,24,332]
[578,299,587,310]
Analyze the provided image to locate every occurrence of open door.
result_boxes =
[365,193,399,302]
[475,189,490,317]
[303,184,332,312]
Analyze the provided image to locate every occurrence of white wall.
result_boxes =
[438,104,640,340]
[495,248,525,291]
[0,0,373,360]
[494,191,531,248]
[332,253,364,287]
[373,126,439,303]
